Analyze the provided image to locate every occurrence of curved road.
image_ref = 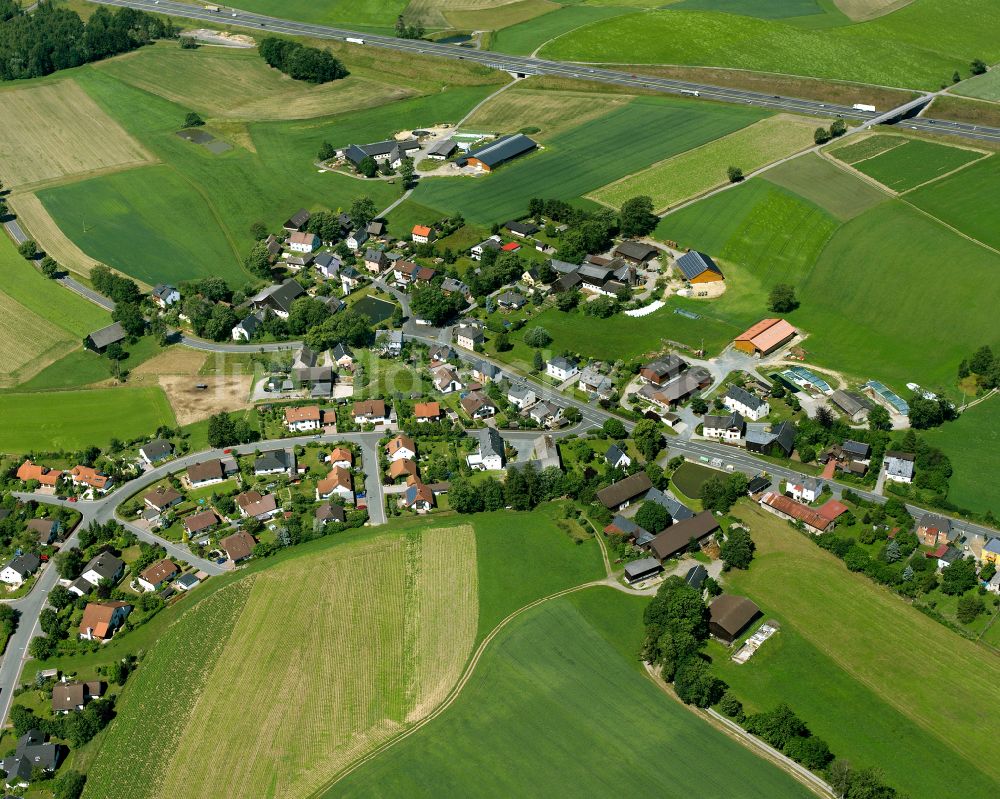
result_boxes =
[91,0,1000,143]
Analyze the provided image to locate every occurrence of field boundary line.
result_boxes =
[167,164,246,272]
[641,662,835,798]
[899,198,1000,256]
[307,579,608,797]
[898,150,992,194]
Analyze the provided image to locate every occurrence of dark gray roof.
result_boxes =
[747,475,771,494]
[830,390,873,416]
[505,220,539,236]
[255,449,290,472]
[140,439,173,461]
[644,488,695,522]
[548,356,577,371]
[477,427,506,460]
[549,259,579,274]
[427,138,456,157]
[87,322,126,350]
[314,252,341,270]
[332,343,354,360]
[497,291,525,307]
[4,553,40,577]
[704,411,744,430]
[676,251,723,281]
[685,564,708,589]
[606,444,627,464]
[841,439,871,458]
[624,557,662,578]
[555,272,583,292]
[464,133,537,168]
[725,385,766,411]
[772,421,795,455]
[615,240,658,261]
[919,513,952,532]
[252,279,305,315]
[236,313,261,335]
[284,208,310,229]
[84,551,124,581]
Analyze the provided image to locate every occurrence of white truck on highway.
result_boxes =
[680,89,700,97]
[346,37,365,45]
[204,4,220,10]
[852,103,877,113]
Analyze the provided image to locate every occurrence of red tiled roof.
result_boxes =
[817,499,849,521]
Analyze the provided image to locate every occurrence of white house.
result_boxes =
[386,435,417,463]
[0,554,40,587]
[314,252,341,279]
[346,229,368,251]
[605,444,631,470]
[455,326,484,350]
[723,385,770,421]
[254,449,293,476]
[284,405,322,432]
[231,312,261,342]
[411,225,433,244]
[151,284,180,308]
[79,552,125,589]
[432,366,463,394]
[138,439,173,467]
[507,383,536,409]
[546,356,578,381]
[353,399,388,425]
[788,477,819,503]
[467,427,506,471]
[703,412,745,443]
[328,447,353,469]
[288,231,320,253]
[470,235,502,260]
[317,467,354,503]
[884,451,915,484]
[375,329,403,357]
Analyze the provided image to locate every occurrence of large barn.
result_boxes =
[461,133,537,172]
[733,318,797,356]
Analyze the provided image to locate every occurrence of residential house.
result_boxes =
[231,312,263,342]
[745,421,795,458]
[353,399,388,425]
[723,385,770,421]
[367,219,385,238]
[340,265,363,294]
[455,326,484,350]
[388,458,418,482]
[640,355,686,386]
[470,359,500,384]
[467,427,507,471]
[830,390,873,423]
[507,383,536,409]
[183,510,219,538]
[615,241,659,264]
[79,601,132,641]
[151,284,180,308]
[441,277,470,298]
[314,252,341,279]
[52,681,102,714]
[143,486,183,516]
[265,234,282,262]
[528,400,561,426]
[328,447,353,469]
[79,552,124,590]
[411,224,433,244]
[675,251,724,285]
[597,472,653,511]
[0,554,40,587]
[386,435,416,462]
[759,492,831,534]
[315,503,347,526]
[733,318,797,357]
[375,329,403,357]
[402,479,435,513]
[1,729,61,788]
[25,518,59,545]
[139,439,173,466]
[578,366,614,399]
[414,401,442,423]
[16,459,62,487]
[432,365,463,394]
[505,220,539,238]
[471,235,502,260]
[363,249,388,273]
[546,356,578,381]
[85,322,126,353]
[526,434,561,471]
[254,449,293,476]
[884,451,915,483]
[461,133,537,172]
[929,544,962,571]
[187,459,225,487]
[249,279,305,319]
[283,405,322,432]
[648,511,720,561]
[283,209,310,231]
[460,391,497,419]
[220,530,256,563]
[703,412,745,443]
[988,571,1000,594]
[917,513,953,547]
[288,230,320,253]
[137,559,178,592]
[346,229,369,251]
[496,291,526,310]
[69,465,113,494]
[788,477,819,504]
[708,595,761,645]
[841,440,871,461]
[332,343,355,370]
[605,514,653,547]
[235,491,279,521]
[982,537,1000,566]
[316,467,353,503]
[605,444,631,470]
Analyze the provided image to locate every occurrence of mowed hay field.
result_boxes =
[96,45,418,121]
[906,152,1000,250]
[5,193,104,277]
[0,293,77,388]
[462,86,630,139]
[762,153,889,220]
[0,387,175,452]
[85,527,478,799]
[418,95,765,223]
[921,397,1000,515]
[0,79,153,189]
[330,590,812,799]
[591,113,819,211]
[716,503,1000,798]
[953,66,1000,101]
[831,135,987,191]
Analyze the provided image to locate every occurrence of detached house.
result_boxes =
[332,343,354,370]
[220,530,256,563]
[328,447,353,469]
[402,479,434,513]
[455,326,484,350]
[788,477,819,504]
[151,284,180,308]
[414,401,442,423]
[139,439,173,466]
[354,399,388,425]
[507,383,536,409]
[143,486,183,517]
[460,391,497,419]
[137,559,178,592]
[703,412,745,443]
[411,225,434,244]
[432,365,463,394]
[375,329,403,357]
[363,249,388,273]
[471,235,502,260]
[16,459,62,488]
[386,435,416,462]
[284,405,323,432]
[314,252,341,279]
[723,385,770,421]
[78,552,125,591]
[1,729,61,788]
[605,444,631,470]
[254,449,293,476]
[69,465,113,494]
[546,356,578,381]
[0,554,40,587]
[288,230,320,253]
[917,513,953,547]
[235,491,280,521]
[346,229,369,252]
[317,467,354,503]
[183,510,219,538]
[884,451,915,483]
[187,459,225,488]
[467,427,507,471]
[249,279,305,319]
[79,601,131,641]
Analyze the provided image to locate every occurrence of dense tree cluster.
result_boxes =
[11,698,115,747]
[258,37,347,84]
[410,285,465,326]
[449,463,565,514]
[0,3,175,81]
[206,411,258,448]
[91,265,141,306]
[719,525,755,570]
[959,344,1000,389]
[618,195,658,238]
[768,283,798,313]
[394,15,425,39]
[699,471,749,514]
[303,310,375,351]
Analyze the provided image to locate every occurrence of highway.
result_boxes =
[92,0,1000,143]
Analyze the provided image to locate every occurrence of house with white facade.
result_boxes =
[703,412,745,443]
[546,356,578,381]
[723,385,770,421]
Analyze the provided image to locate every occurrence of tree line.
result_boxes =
[258,36,347,84]
[0,2,175,81]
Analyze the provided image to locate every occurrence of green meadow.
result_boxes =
[329,590,812,799]
[906,153,1000,250]
[844,139,986,191]
[0,387,175,452]
[417,95,765,223]
[491,4,634,55]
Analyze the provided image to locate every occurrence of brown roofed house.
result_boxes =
[235,491,279,520]
[79,601,132,641]
[52,681,103,714]
[16,459,62,487]
[329,447,354,467]
[385,434,416,460]
[353,399,387,423]
[25,518,59,545]
[220,530,256,563]
[137,559,178,592]
[414,401,441,422]
[183,509,219,536]
[596,472,653,510]
[708,594,761,644]
[317,466,353,501]
[186,459,224,487]
[388,458,418,481]
[648,511,720,561]
[144,486,183,512]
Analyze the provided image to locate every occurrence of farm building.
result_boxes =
[427,138,456,159]
[733,318,797,356]
[644,487,695,523]
[624,557,663,584]
[249,279,305,319]
[597,472,653,511]
[675,251,724,284]
[343,138,420,167]
[708,595,761,644]
[641,355,686,386]
[615,241,659,264]
[758,492,831,534]
[745,421,795,457]
[505,220,539,238]
[283,209,310,231]
[85,322,126,353]
[461,133,537,172]
[648,511,720,561]
[829,390,873,423]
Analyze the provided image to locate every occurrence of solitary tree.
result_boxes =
[952,70,962,83]
[768,283,798,313]
[244,240,273,279]
[532,349,544,372]
[691,396,708,415]
[727,165,744,183]
[399,157,415,191]
[40,256,59,278]
[17,239,37,259]
[523,326,552,348]
[318,141,336,161]
[971,58,987,75]
[184,111,204,127]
